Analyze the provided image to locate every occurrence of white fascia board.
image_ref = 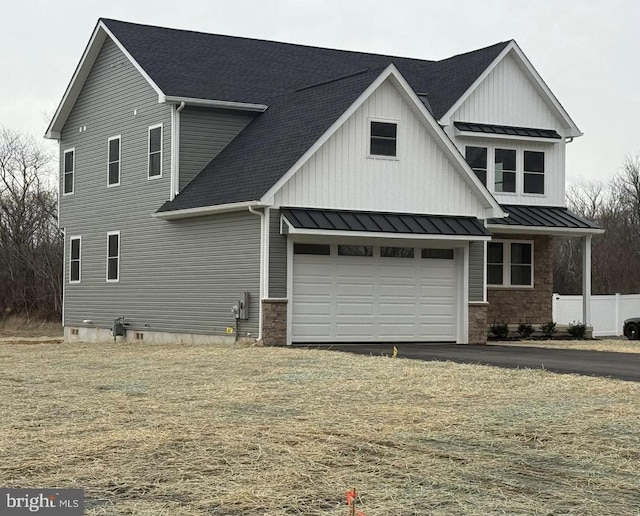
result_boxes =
[440,41,582,138]
[45,21,165,140]
[161,96,268,112]
[262,64,504,220]
[152,201,268,220]
[487,224,604,236]
[455,129,561,143]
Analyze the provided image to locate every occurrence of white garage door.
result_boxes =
[292,245,458,342]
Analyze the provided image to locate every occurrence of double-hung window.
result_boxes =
[524,150,545,194]
[107,136,121,186]
[494,148,516,193]
[370,121,397,157]
[69,236,81,283]
[148,124,162,178]
[63,148,75,195]
[465,146,487,186]
[106,231,120,282]
[487,241,533,287]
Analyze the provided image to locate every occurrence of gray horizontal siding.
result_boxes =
[469,241,485,302]
[268,209,288,298]
[59,37,260,336]
[179,106,255,190]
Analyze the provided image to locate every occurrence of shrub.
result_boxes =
[517,323,534,339]
[540,321,557,339]
[490,322,509,339]
[568,321,587,339]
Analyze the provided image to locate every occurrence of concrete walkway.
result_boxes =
[292,343,640,382]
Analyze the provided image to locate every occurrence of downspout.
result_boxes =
[248,205,265,341]
[170,102,186,200]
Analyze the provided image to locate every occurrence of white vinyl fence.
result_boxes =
[552,293,640,337]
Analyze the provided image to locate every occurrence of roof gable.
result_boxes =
[440,41,581,137]
[158,65,504,219]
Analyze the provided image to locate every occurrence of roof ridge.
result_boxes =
[293,67,380,93]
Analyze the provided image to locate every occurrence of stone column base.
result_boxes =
[262,299,288,346]
[469,302,489,344]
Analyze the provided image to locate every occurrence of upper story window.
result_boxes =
[465,146,487,186]
[107,135,121,187]
[524,150,545,194]
[106,231,120,282]
[148,124,162,178]
[69,236,81,283]
[370,121,397,157]
[488,240,533,287]
[494,148,516,193]
[464,145,546,195]
[63,148,75,195]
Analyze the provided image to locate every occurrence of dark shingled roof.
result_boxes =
[488,205,600,230]
[282,207,491,237]
[102,19,509,120]
[100,19,510,212]
[454,121,561,139]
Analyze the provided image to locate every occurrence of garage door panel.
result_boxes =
[293,250,458,342]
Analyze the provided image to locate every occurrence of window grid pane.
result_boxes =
[380,246,414,258]
[370,122,397,157]
[494,149,516,193]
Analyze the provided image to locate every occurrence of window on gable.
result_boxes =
[487,241,533,287]
[494,149,516,193]
[465,146,487,186]
[69,236,81,283]
[148,125,162,178]
[370,121,397,157]
[107,231,120,282]
[108,136,121,186]
[524,150,544,194]
[63,149,75,194]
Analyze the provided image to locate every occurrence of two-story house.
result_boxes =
[46,19,601,345]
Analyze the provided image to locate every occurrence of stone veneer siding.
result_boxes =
[487,234,553,325]
[468,303,489,344]
[262,299,288,346]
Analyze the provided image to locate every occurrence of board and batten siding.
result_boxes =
[273,79,488,220]
[59,37,261,336]
[468,241,485,302]
[179,107,255,190]
[451,52,567,133]
[268,209,287,298]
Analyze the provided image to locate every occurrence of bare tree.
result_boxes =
[0,127,61,318]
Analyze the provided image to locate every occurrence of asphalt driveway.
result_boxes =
[293,343,640,382]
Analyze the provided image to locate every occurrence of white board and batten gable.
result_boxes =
[269,67,500,222]
[441,42,581,208]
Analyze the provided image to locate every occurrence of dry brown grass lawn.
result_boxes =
[1,341,639,515]
[499,338,640,354]
[0,315,63,339]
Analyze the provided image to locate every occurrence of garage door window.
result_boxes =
[422,248,454,259]
[381,246,414,258]
[293,243,330,255]
[338,245,373,256]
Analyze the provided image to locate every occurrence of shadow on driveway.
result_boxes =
[292,342,640,382]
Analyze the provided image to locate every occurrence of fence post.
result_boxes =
[552,293,559,322]
[615,293,621,336]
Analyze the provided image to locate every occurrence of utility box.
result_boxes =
[238,291,249,320]
[112,317,125,337]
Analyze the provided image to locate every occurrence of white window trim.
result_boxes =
[106,231,120,283]
[107,135,121,187]
[367,118,399,160]
[147,123,163,179]
[63,147,75,196]
[463,143,548,197]
[69,236,81,284]
[487,239,534,288]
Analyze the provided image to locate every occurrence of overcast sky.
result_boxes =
[2,0,638,186]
